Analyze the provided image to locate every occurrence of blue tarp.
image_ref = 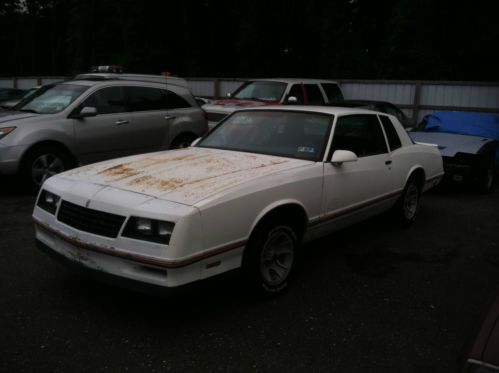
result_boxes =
[421,111,499,158]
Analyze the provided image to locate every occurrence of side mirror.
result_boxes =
[331,150,358,166]
[78,106,98,118]
[287,96,298,104]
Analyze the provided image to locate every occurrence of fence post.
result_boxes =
[413,81,422,122]
[214,78,220,99]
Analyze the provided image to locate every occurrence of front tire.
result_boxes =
[21,146,72,191]
[475,158,495,194]
[242,223,298,296]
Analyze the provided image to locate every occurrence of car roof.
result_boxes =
[60,80,97,87]
[236,105,379,116]
[248,78,340,84]
[330,99,390,106]
[71,73,189,89]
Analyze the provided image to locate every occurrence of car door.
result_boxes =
[162,88,201,144]
[320,114,394,231]
[73,86,136,163]
[126,86,171,152]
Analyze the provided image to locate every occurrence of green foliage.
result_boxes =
[0,0,496,80]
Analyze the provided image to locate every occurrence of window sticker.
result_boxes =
[297,146,315,153]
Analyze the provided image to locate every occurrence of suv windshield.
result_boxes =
[198,110,332,161]
[17,84,89,114]
[232,81,287,103]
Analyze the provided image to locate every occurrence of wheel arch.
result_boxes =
[406,166,426,190]
[19,140,77,172]
[247,201,309,245]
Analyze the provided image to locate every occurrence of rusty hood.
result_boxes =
[59,148,311,206]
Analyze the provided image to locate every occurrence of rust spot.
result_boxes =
[127,176,186,190]
[98,164,139,180]
[128,154,199,169]
[97,154,202,181]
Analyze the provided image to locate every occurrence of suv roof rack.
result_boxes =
[73,73,189,89]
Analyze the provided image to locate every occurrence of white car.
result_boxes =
[33,106,444,295]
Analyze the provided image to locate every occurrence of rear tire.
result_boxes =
[242,222,298,297]
[394,176,421,226]
[21,146,72,191]
[171,133,197,149]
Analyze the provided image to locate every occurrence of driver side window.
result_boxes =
[331,115,388,157]
[287,84,304,104]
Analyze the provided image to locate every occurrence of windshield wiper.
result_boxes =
[18,109,40,114]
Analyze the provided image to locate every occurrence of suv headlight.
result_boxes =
[37,190,60,214]
[123,217,174,244]
[0,127,16,140]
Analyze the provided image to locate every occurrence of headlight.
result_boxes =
[123,217,174,244]
[0,127,16,140]
[37,189,60,214]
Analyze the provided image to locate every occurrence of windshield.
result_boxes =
[232,81,287,103]
[198,110,333,161]
[17,84,89,114]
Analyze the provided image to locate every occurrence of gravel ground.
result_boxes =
[1,176,498,373]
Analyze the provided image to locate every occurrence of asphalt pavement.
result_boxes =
[1,176,499,373]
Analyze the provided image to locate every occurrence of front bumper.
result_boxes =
[33,214,245,289]
[0,143,28,175]
[442,153,493,184]
[36,239,176,295]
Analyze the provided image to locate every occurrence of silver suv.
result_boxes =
[0,73,208,189]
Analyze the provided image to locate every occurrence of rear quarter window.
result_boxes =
[379,115,402,151]
[165,90,191,109]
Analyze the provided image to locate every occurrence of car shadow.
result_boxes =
[0,176,32,196]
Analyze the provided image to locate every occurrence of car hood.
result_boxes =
[203,99,277,113]
[0,110,39,123]
[57,147,311,206]
[409,131,495,157]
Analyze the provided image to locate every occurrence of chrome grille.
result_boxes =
[57,200,126,238]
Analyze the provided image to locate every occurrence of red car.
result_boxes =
[202,78,344,128]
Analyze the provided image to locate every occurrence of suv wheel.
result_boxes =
[21,146,72,191]
[171,134,197,149]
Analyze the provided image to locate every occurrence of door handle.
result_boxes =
[115,119,128,125]
[385,160,392,165]
[164,115,176,121]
